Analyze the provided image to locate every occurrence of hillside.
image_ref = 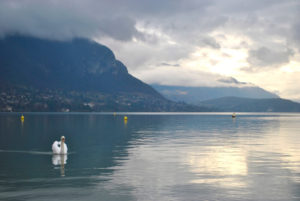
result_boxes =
[199,96,300,112]
[0,36,161,95]
[0,35,208,112]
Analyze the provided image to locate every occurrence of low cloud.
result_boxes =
[218,77,247,85]
[201,37,221,49]
[0,0,144,41]
[246,47,294,70]
[133,66,249,87]
[159,63,181,67]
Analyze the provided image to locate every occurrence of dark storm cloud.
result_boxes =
[115,0,212,17]
[97,17,140,41]
[215,0,285,13]
[0,0,299,74]
[0,0,212,41]
[1,0,297,45]
[0,0,144,41]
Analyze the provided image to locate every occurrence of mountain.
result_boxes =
[152,85,279,104]
[0,35,161,95]
[0,35,208,112]
[199,96,300,112]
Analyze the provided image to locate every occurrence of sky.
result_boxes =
[0,0,300,101]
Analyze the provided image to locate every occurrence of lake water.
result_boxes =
[0,113,300,201]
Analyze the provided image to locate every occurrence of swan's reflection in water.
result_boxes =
[52,154,68,176]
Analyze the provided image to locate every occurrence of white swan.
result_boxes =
[52,136,68,154]
[52,154,68,165]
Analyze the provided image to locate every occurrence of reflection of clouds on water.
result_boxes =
[188,147,247,176]
[106,114,300,200]
[254,116,300,180]
[107,133,249,199]
[187,146,248,188]
[1,114,300,201]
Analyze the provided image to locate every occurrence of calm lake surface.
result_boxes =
[0,113,300,201]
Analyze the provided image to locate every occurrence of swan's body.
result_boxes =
[52,136,68,154]
[52,154,68,165]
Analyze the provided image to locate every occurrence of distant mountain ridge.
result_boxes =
[199,96,300,112]
[152,85,279,104]
[0,35,208,112]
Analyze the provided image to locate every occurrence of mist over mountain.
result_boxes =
[0,35,207,112]
[152,85,300,112]
[152,85,279,104]
[199,97,300,112]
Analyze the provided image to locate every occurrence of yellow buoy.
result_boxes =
[124,116,128,126]
[21,114,25,121]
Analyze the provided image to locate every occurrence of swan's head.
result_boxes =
[61,136,65,142]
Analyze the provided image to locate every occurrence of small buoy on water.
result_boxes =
[21,114,25,121]
[124,116,128,121]
[113,112,116,116]
[232,113,236,118]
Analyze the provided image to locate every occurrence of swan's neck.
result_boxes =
[61,141,65,154]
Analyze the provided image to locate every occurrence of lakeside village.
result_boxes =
[0,85,184,112]
[0,85,141,112]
